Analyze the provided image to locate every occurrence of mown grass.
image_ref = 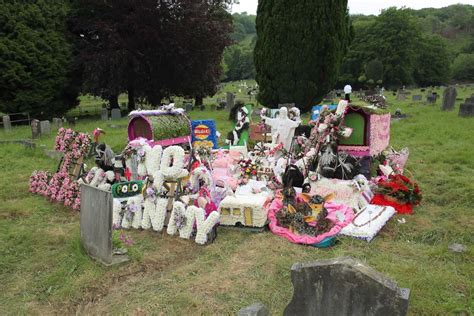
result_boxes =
[0,85,473,315]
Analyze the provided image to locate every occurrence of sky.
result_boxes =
[231,0,474,16]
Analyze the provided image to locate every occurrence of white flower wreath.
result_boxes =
[141,197,167,231]
[160,146,188,179]
[167,201,195,239]
[145,145,163,176]
[112,199,123,228]
[195,209,220,245]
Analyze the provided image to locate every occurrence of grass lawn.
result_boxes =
[0,85,473,315]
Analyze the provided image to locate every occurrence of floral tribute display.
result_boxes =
[29,128,91,211]
[371,174,422,214]
[29,96,426,253]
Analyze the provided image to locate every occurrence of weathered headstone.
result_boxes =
[31,119,41,139]
[284,257,410,316]
[441,86,457,111]
[426,93,437,104]
[226,92,235,111]
[185,103,193,112]
[238,303,270,316]
[111,108,121,120]
[459,98,474,117]
[52,117,63,129]
[40,120,51,135]
[2,115,11,131]
[80,184,129,265]
[412,95,422,102]
[101,108,109,121]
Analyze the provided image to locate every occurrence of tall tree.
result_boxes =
[70,0,232,110]
[254,0,351,112]
[369,8,421,87]
[0,1,80,118]
[414,34,451,86]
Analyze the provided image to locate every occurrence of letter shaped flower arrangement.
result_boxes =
[112,143,220,245]
[29,128,91,211]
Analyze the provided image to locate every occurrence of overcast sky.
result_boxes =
[231,0,474,16]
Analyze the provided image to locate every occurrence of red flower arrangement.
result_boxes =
[371,174,422,214]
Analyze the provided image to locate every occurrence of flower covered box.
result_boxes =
[338,106,391,157]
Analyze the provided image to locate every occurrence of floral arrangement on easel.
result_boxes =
[29,128,91,211]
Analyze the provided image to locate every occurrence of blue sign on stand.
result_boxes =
[311,105,338,121]
[191,120,218,149]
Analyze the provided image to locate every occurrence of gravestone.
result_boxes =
[226,92,235,111]
[284,257,410,316]
[185,103,193,112]
[40,120,51,135]
[441,87,457,111]
[80,184,129,265]
[52,118,63,129]
[101,108,109,121]
[111,108,121,120]
[412,95,422,102]
[426,93,437,104]
[31,119,41,139]
[2,115,11,131]
[459,98,474,117]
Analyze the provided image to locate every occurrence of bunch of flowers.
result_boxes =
[293,136,308,160]
[374,174,422,205]
[238,158,258,177]
[71,132,91,159]
[29,171,50,195]
[47,171,69,201]
[62,177,81,210]
[55,128,75,153]
[125,201,139,222]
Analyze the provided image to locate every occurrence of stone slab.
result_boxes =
[101,108,109,121]
[284,257,410,316]
[441,87,457,111]
[2,115,11,131]
[40,120,51,135]
[80,184,129,266]
[31,119,41,139]
[111,108,121,120]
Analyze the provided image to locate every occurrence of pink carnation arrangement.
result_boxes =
[30,128,91,211]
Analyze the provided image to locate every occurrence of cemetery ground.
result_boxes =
[0,85,473,315]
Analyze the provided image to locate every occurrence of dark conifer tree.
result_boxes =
[254,0,351,112]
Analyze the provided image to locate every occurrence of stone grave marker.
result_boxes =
[80,184,129,265]
[101,108,109,121]
[441,86,457,111]
[31,119,41,139]
[111,108,121,120]
[185,103,193,112]
[426,93,437,104]
[2,115,11,131]
[52,117,62,129]
[459,98,474,117]
[40,120,51,135]
[412,95,422,102]
[284,257,410,316]
[226,92,235,111]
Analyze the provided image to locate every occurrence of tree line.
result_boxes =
[0,0,233,118]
